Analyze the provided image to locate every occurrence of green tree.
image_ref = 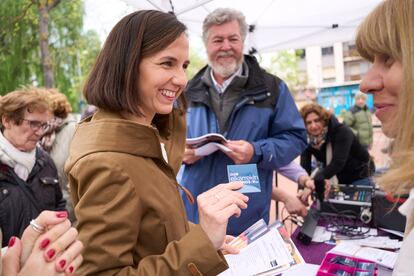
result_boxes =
[0,0,101,111]
[264,50,307,96]
[187,48,207,80]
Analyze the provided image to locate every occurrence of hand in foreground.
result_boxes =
[198,182,249,250]
[297,188,313,205]
[298,179,330,204]
[283,192,308,217]
[223,140,254,164]
[182,147,202,165]
[2,210,83,275]
[220,235,241,255]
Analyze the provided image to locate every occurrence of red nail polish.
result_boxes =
[8,236,16,247]
[40,238,50,249]
[56,211,68,218]
[59,259,66,268]
[47,248,56,259]
[68,266,74,273]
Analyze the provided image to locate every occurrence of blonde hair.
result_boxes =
[47,89,72,119]
[21,87,72,118]
[356,0,414,194]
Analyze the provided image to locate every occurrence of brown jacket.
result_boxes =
[65,110,228,275]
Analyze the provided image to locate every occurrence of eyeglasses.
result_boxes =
[22,119,50,132]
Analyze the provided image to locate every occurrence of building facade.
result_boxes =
[297,41,373,116]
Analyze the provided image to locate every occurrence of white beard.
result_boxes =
[209,51,243,78]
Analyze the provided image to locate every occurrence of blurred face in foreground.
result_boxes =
[2,109,50,152]
[360,55,402,137]
[136,32,190,125]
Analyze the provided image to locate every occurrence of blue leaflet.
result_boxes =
[227,164,261,193]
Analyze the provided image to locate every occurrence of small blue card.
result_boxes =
[227,164,261,193]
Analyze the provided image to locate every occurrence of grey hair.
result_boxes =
[355,91,367,99]
[202,8,248,45]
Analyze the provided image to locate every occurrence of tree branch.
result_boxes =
[48,0,62,10]
[0,1,35,29]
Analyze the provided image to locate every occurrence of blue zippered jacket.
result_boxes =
[180,55,307,235]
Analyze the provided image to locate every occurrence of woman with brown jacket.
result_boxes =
[66,10,248,275]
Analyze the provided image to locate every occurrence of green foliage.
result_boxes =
[0,0,39,93]
[264,50,307,96]
[0,0,101,111]
[186,48,207,80]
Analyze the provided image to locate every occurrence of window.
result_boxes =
[321,46,334,56]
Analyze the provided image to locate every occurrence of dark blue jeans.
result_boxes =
[351,177,374,186]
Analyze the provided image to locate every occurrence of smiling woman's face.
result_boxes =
[359,55,402,138]
[136,32,189,125]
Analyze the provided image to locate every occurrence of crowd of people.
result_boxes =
[1,0,413,275]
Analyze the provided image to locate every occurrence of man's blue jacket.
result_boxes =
[180,55,307,235]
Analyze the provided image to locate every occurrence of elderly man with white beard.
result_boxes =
[179,8,307,235]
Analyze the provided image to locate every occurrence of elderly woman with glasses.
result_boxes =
[0,89,66,247]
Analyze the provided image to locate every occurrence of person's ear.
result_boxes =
[1,116,11,130]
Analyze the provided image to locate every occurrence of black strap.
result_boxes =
[10,171,42,213]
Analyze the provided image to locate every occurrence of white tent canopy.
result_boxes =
[121,0,383,54]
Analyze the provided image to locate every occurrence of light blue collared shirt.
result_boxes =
[210,65,243,94]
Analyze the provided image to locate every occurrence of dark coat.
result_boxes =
[181,55,307,235]
[0,147,65,245]
[301,115,374,185]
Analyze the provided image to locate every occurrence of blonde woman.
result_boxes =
[357,0,414,275]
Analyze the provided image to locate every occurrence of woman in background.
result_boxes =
[0,90,65,246]
[39,88,77,222]
[357,0,414,274]
[299,103,374,199]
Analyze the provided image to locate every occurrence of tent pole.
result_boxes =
[144,0,165,11]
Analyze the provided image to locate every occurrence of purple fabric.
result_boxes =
[291,215,387,265]
[291,231,335,264]
[278,161,307,183]
[291,214,335,265]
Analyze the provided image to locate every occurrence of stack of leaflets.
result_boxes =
[219,219,304,276]
[186,133,232,156]
[328,241,398,270]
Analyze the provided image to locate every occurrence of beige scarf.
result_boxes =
[0,132,36,181]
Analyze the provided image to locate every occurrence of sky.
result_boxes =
[83,0,132,44]
[82,0,276,66]
[83,0,207,57]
